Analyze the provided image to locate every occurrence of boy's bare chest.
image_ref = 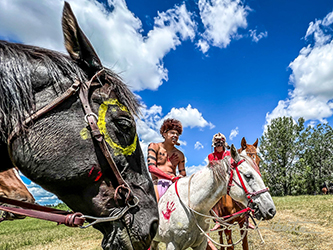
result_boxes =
[157,148,177,165]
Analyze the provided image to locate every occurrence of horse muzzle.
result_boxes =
[251,201,276,220]
[98,219,157,250]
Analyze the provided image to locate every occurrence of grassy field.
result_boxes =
[1,195,333,250]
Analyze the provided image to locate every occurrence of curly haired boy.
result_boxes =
[147,118,186,202]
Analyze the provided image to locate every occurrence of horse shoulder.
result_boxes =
[157,180,191,231]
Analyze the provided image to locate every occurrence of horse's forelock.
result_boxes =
[209,158,229,182]
[103,68,140,117]
[241,154,261,176]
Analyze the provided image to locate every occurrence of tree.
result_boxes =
[259,117,305,196]
[297,123,333,194]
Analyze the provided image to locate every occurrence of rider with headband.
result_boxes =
[208,132,231,162]
[207,133,232,250]
[147,118,186,202]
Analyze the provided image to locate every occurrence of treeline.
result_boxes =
[259,116,333,196]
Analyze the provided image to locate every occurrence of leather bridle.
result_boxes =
[2,69,138,226]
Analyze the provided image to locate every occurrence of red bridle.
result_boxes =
[227,158,269,206]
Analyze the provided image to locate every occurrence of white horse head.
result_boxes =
[227,144,276,220]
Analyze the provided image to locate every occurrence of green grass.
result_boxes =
[271,195,333,226]
[0,217,102,250]
[1,195,333,249]
[0,204,102,250]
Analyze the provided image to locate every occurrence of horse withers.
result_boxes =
[0,168,35,221]
[207,137,261,250]
[0,2,158,249]
[151,144,276,250]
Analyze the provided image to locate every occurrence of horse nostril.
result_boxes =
[149,219,159,239]
[267,207,276,219]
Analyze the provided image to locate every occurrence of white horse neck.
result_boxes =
[182,164,228,214]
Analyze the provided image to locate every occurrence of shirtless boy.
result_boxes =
[147,118,186,202]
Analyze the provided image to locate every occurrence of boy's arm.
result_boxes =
[178,152,186,177]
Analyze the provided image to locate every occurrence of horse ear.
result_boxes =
[241,137,247,150]
[230,144,241,162]
[62,2,103,74]
[253,138,258,148]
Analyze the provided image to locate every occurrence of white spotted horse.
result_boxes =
[151,144,275,250]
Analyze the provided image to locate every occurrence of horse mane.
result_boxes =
[102,67,140,117]
[0,41,139,142]
[208,153,261,183]
[209,157,229,182]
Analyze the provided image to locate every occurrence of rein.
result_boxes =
[0,196,139,228]
[174,156,267,248]
[0,196,84,226]
[4,69,138,226]
[174,176,249,248]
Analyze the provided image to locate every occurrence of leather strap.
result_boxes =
[7,80,81,145]
[0,196,84,227]
[78,70,134,203]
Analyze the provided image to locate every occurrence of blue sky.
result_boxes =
[1,0,333,205]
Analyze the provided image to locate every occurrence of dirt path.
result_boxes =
[156,204,333,250]
[205,209,333,250]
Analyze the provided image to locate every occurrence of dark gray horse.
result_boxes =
[0,2,158,249]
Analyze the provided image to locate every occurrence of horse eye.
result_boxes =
[244,174,252,179]
[115,118,132,131]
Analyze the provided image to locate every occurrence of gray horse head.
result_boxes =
[0,2,158,249]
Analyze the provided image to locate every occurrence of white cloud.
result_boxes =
[229,127,239,140]
[198,0,250,51]
[185,158,208,176]
[137,103,214,158]
[158,104,215,129]
[136,118,164,158]
[194,141,204,150]
[0,0,196,91]
[249,29,268,43]
[25,182,61,205]
[0,0,262,89]
[305,11,333,47]
[266,10,333,126]
[196,39,210,53]
[18,172,61,205]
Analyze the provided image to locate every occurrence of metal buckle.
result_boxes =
[84,113,99,124]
